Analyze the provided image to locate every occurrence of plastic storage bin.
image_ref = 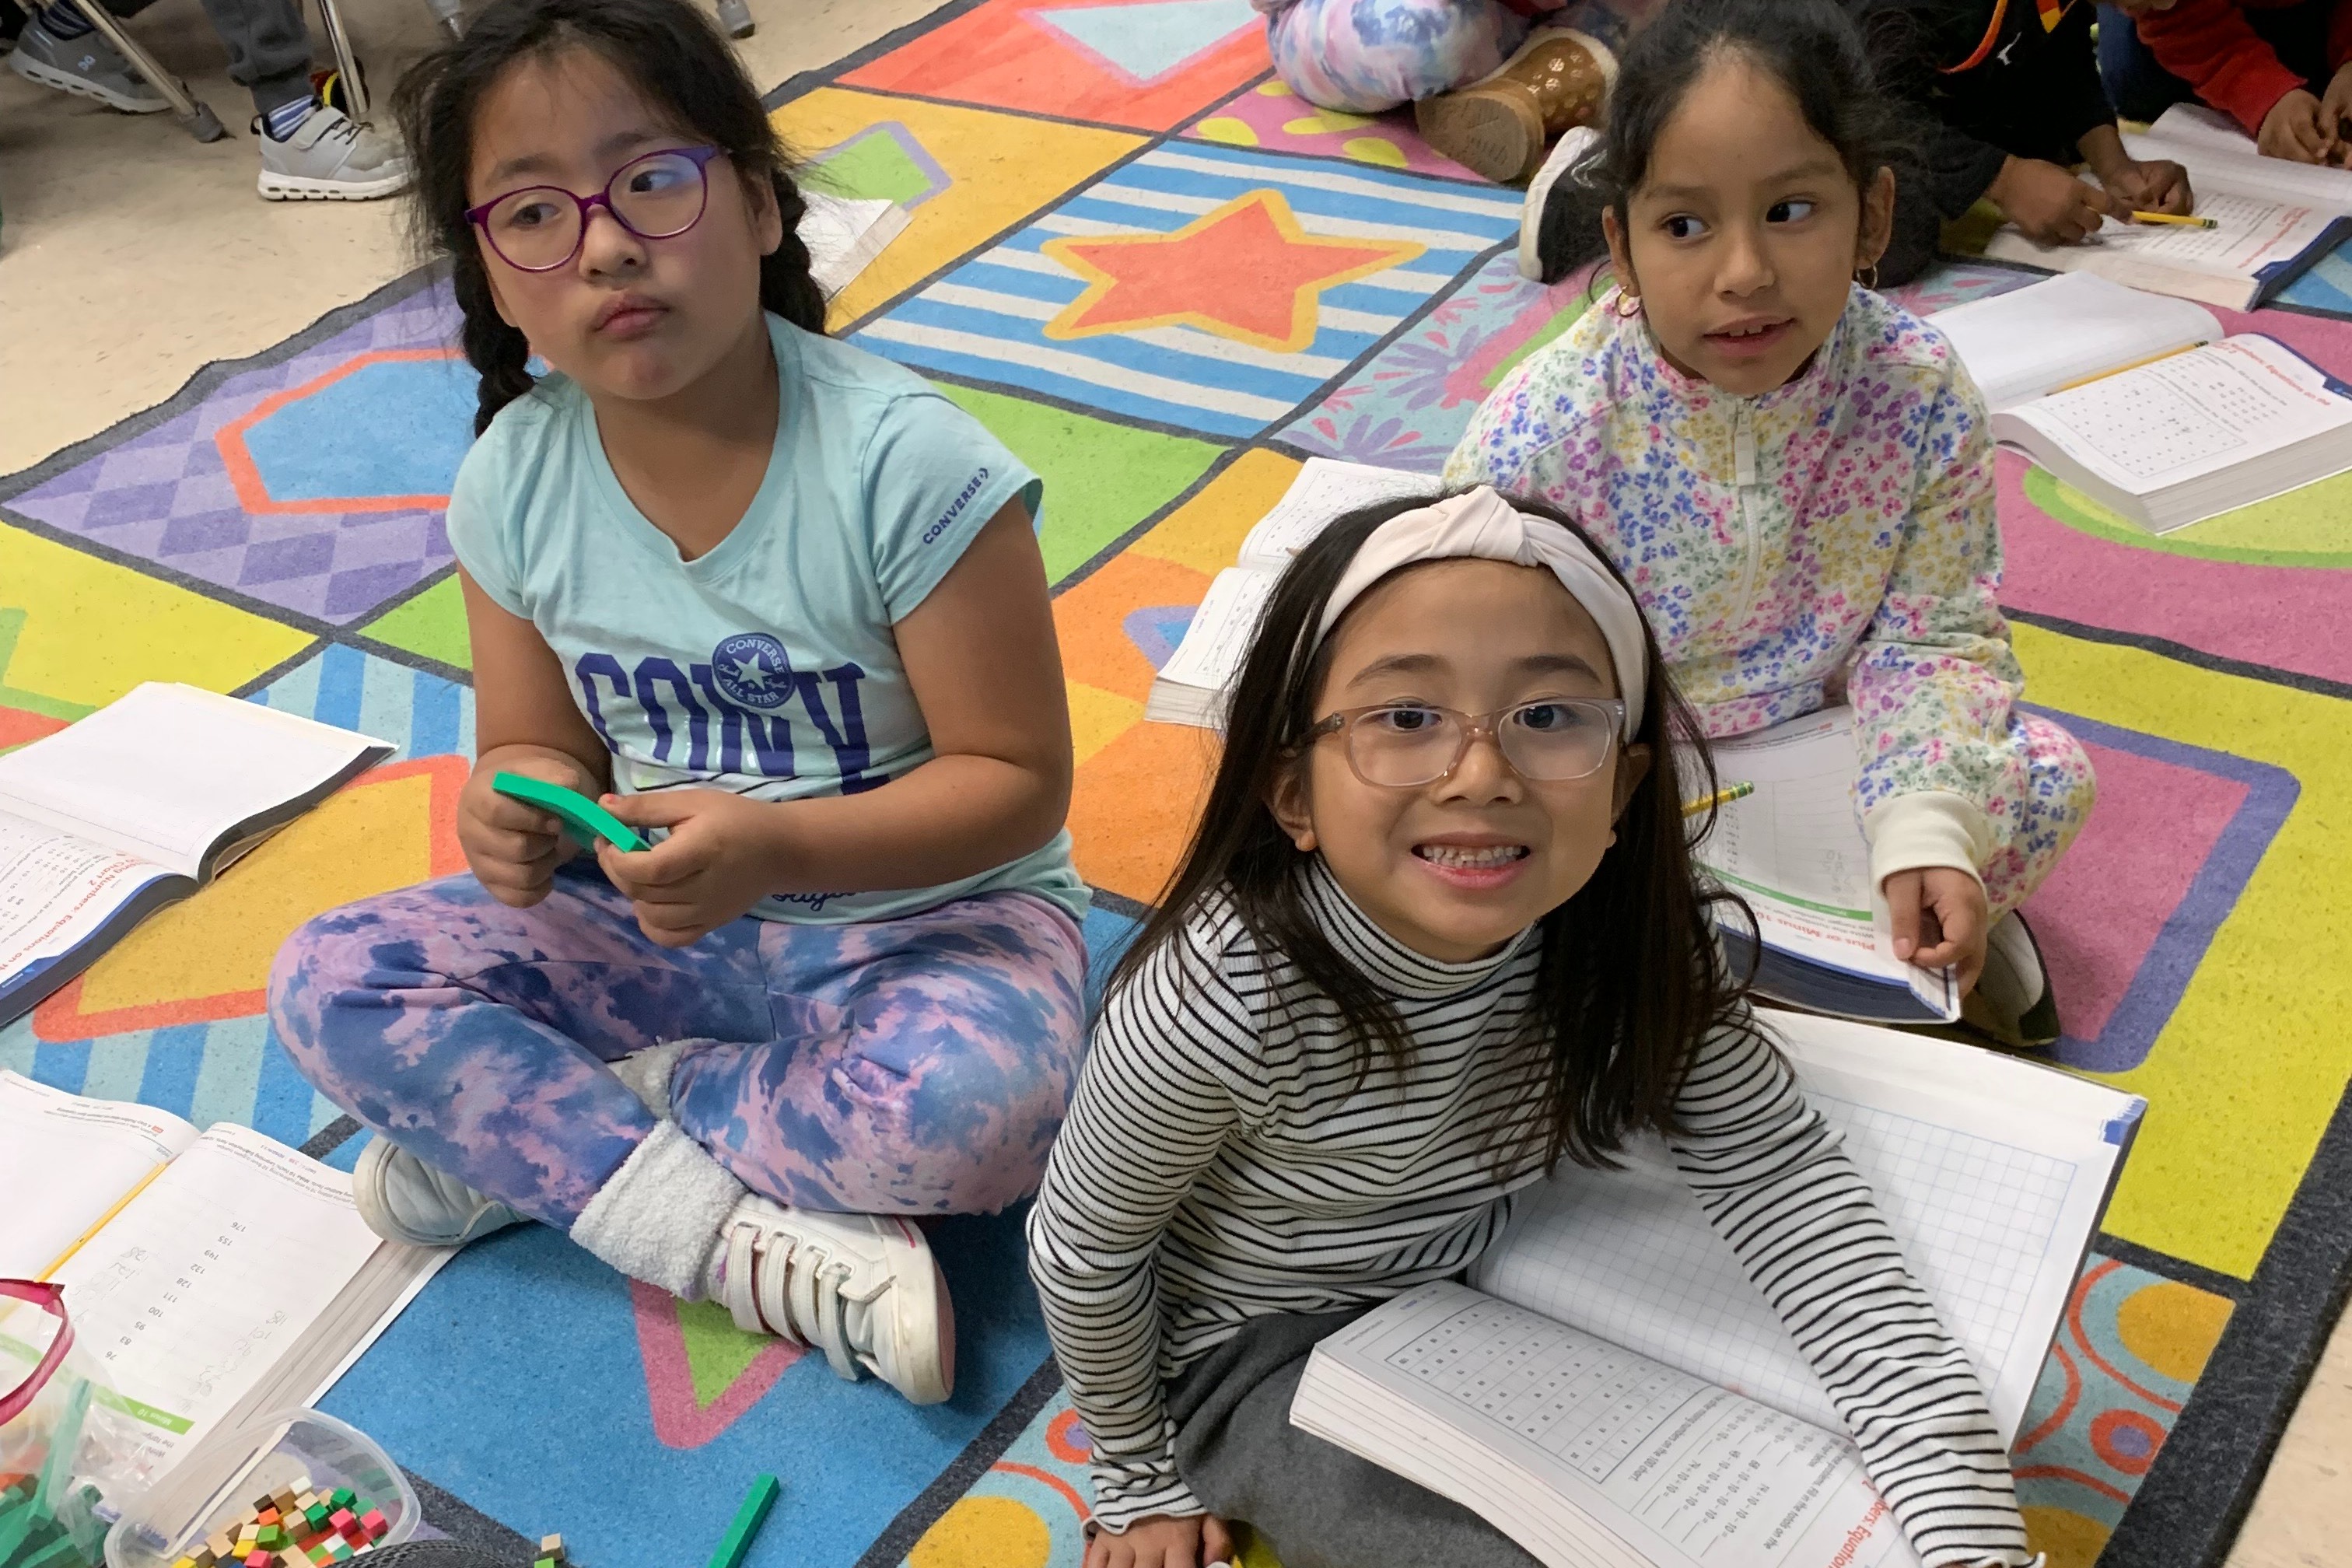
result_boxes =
[106,1409,416,1568]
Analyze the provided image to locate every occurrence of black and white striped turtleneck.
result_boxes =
[1026,859,2033,1565]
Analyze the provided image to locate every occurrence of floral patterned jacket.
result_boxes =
[1444,284,2027,887]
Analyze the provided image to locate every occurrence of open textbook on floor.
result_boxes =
[1983,105,2352,310]
[0,683,390,1026]
[0,1073,450,1482]
[1691,707,1958,1024]
[1930,275,2352,530]
[1292,1011,2144,1568]
[2124,102,2352,212]
[1929,271,2224,412]
[1988,332,2352,532]
[1146,458,1439,726]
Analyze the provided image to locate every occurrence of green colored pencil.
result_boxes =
[705,1475,781,1568]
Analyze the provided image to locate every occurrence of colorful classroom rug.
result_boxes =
[3,3,2348,1566]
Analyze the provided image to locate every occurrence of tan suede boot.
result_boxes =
[1416,28,1616,185]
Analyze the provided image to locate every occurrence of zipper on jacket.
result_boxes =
[1730,403,1762,629]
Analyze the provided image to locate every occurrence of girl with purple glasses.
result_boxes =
[265,0,1088,1406]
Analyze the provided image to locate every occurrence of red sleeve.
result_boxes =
[2137,0,2310,133]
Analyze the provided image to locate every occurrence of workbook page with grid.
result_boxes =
[1297,1282,1920,1568]
[1472,1074,2099,1440]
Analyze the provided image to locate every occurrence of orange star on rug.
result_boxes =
[1042,187,1424,353]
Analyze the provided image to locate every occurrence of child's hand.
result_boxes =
[2322,65,2352,161]
[594,789,786,947]
[2103,158,2193,216]
[1987,156,2111,245]
[1882,867,1990,995]
[457,753,589,908]
[1083,1514,1235,1568]
[2260,88,2334,163]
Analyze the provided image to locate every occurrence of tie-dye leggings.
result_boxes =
[267,867,1089,1230]
[1260,0,1666,113]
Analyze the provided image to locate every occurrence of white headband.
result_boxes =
[1314,487,1647,741]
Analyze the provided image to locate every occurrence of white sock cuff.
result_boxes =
[608,1039,693,1119]
[570,1120,744,1298]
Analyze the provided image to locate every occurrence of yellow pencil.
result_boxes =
[2053,341,2204,394]
[37,1160,169,1280]
[1682,781,1755,817]
[2132,210,2218,229]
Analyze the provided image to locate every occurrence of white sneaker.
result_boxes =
[1519,123,1598,282]
[710,1197,954,1405]
[352,1137,524,1248]
[257,104,409,201]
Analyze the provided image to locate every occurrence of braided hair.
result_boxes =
[392,0,826,435]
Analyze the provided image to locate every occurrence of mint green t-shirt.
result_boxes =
[444,315,1086,926]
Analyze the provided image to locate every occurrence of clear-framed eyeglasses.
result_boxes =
[1303,699,1626,789]
[466,144,726,272]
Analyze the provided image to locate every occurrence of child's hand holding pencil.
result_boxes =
[2098,152,2193,224]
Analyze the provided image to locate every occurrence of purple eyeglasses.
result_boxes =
[466,144,726,272]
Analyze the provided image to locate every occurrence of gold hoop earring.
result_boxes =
[1855,264,1880,291]
[1613,289,1644,319]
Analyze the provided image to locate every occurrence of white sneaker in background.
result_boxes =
[1519,124,1599,282]
[352,1137,524,1248]
[257,104,409,201]
[708,1195,955,1405]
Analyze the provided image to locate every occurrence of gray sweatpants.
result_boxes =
[78,0,312,113]
[1164,1307,1541,1568]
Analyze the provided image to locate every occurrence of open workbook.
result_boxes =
[1292,1010,2144,1568]
[1930,275,2352,530]
[1690,707,1958,1024]
[2126,102,2352,211]
[1930,271,2223,412]
[1145,458,1440,726]
[0,1073,450,1483]
[1982,103,2352,310]
[0,683,390,1026]
[1990,330,2352,532]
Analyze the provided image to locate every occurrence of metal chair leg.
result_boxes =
[310,0,365,120]
[67,1,225,140]
[425,0,463,38]
[716,0,751,37]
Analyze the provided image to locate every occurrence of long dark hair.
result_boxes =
[1108,492,1760,1172]
[392,0,827,434]
[1534,0,1909,284]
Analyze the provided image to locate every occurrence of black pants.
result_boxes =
[1164,1307,1542,1568]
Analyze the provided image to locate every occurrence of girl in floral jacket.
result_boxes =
[1448,0,2094,1045]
